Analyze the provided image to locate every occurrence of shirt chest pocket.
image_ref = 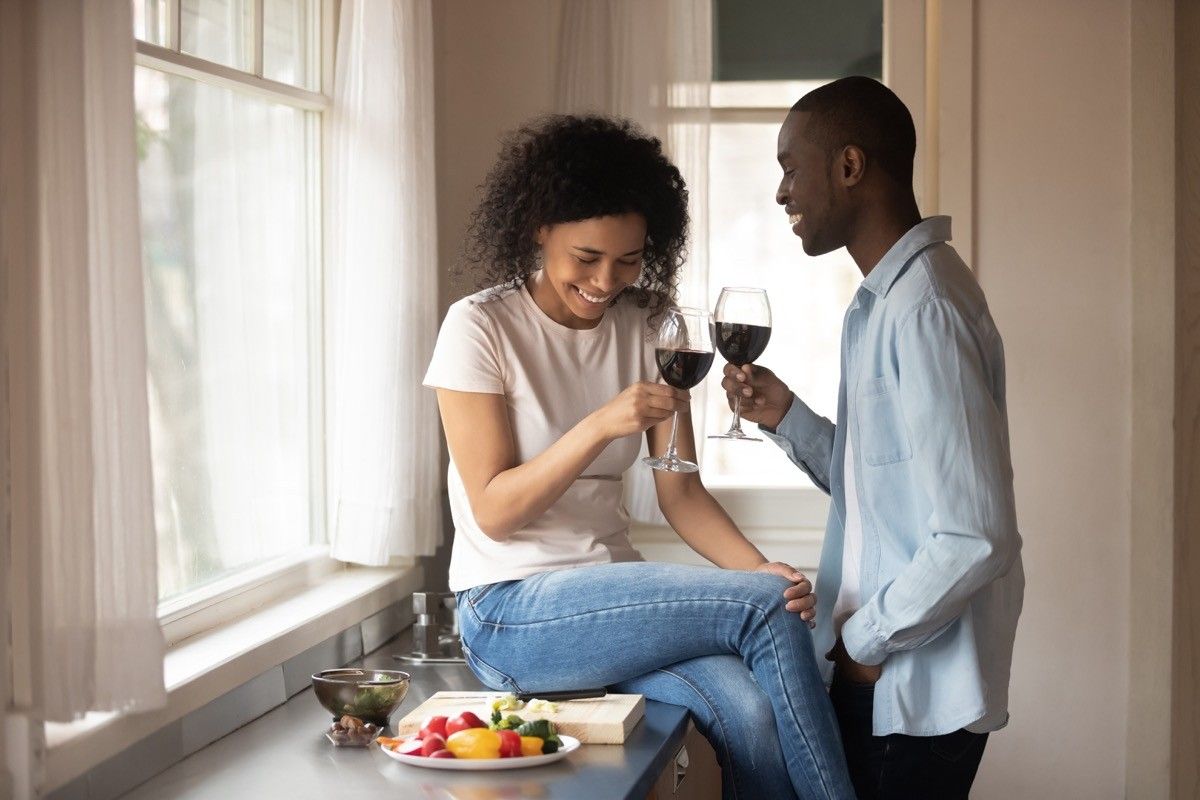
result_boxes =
[858,376,913,467]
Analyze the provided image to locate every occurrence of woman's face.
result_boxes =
[530,213,647,329]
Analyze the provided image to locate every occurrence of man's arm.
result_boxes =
[840,298,1021,666]
[721,364,837,494]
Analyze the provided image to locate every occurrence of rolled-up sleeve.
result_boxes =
[841,297,1021,666]
[761,396,836,495]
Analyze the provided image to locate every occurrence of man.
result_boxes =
[723,76,1024,799]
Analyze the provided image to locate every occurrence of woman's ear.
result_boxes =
[534,225,549,247]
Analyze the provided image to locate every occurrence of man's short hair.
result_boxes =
[792,76,916,186]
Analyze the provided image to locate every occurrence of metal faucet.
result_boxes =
[395,591,465,664]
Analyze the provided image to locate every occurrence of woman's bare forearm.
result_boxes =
[659,481,767,570]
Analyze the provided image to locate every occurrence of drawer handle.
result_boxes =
[673,745,689,792]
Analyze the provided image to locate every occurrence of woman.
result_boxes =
[424,115,853,800]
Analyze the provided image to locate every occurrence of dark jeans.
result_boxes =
[830,670,989,800]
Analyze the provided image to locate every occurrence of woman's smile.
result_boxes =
[572,285,616,306]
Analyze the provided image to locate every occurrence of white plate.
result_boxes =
[379,735,580,771]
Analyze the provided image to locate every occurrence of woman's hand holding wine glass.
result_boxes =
[644,307,715,473]
[591,382,691,440]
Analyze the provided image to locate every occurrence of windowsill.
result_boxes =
[628,484,829,571]
[705,484,831,529]
[42,564,423,794]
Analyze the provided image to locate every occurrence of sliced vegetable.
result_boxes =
[446,711,488,737]
[526,698,560,714]
[520,736,544,757]
[419,715,448,739]
[420,733,447,757]
[429,749,456,759]
[516,719,561,753]
[396,737,425,757]
[445,728,502,759]
[492,714,526,731]
[491,693,526,713]
[497,729,521,758]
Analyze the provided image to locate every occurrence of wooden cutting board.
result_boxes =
[394,692,644,744]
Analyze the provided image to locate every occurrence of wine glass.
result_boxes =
[643,307,715,473]
[709,287,772,442]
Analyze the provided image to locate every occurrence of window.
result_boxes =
[699,0,883,489]
[133,0,329,609]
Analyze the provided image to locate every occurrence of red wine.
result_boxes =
[715,322,771,365]
[656,348,715,390]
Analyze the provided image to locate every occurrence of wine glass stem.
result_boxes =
[666,410,681,461]
[730,393,745,434]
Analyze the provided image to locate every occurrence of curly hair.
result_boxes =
[461,114,689,318]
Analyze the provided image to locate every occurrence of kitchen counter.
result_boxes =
[122,631,696,800]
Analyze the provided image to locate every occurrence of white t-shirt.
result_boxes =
[832,432,864,634]
[423,284,657,592]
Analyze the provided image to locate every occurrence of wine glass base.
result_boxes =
[643,455,700,473]
[708,430,762,442]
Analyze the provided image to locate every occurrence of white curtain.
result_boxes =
[31,0,166,721]
[327,0,442,565]
[136,1,318,592]
[555,0,713,523]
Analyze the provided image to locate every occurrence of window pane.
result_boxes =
[711,80,824,109]
[264,0,319,90]
[713,0,883,82]
[133,0,171,46]
[181,0,254,72]
[135,67,317,601]
[701,121,860,488]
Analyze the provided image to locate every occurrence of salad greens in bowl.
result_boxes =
[311,668,411,726]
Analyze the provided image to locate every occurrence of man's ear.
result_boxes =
[839,145,866,188]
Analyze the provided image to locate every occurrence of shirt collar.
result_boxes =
[860,216,952,297]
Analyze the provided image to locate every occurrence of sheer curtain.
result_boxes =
[135,1,318,600]
[327,0,442,565]
[555,0,713,523]
[28,0,166,722]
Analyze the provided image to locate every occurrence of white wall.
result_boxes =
[972,1,1132,797]
[432,2,1144,796]
[433,0,561,310]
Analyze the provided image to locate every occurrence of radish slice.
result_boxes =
[396,737,425,756]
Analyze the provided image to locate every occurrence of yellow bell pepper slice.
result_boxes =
[519,736,544,757]
[445,728,502,759]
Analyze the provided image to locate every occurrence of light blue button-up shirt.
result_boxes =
[764,216,1024,737]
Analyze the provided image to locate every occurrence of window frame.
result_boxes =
[135,0,341,632]
[698,92,849,500]
[639,0,947,538]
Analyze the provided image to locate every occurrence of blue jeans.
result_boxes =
[456,562,855,800]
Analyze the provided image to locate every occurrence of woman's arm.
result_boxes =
[648,412,825,618]
[648,412,764,569]
[648,413,816,617]
[437,382,688,541]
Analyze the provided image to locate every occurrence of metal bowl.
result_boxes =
[311,668,411,726]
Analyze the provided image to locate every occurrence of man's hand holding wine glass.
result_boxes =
[720,363,795,431]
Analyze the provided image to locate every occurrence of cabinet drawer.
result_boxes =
[647,721,721,800]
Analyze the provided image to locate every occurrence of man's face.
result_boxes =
[775,111,847,257]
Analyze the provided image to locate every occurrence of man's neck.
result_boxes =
[846,198,923,278]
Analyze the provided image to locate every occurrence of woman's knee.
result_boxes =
[715,677,778,744]
[659,658,778,742]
